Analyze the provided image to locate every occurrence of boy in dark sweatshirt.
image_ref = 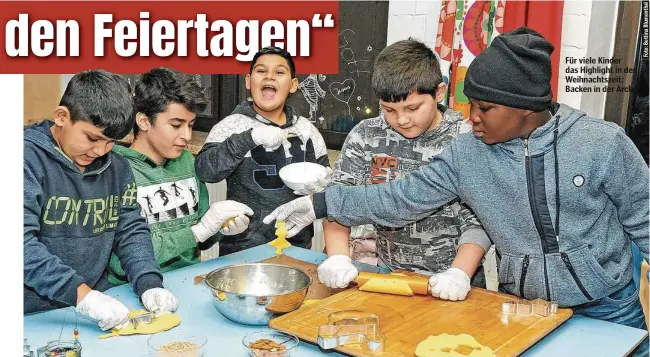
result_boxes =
[195,47,329,256]
[24,70,178,331]
[107,68,253,286]
[264,28,649,356]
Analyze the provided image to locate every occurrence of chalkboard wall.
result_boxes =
[122,2,389,149]
[286,1,389,149]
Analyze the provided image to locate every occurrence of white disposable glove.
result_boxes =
[251,126,289,150]
[428,267,471,301]
[317,255,359,288]
[75,290,130,331]
[141,288,178,314]
[221,215,251,236]
[293,167,334,196]
[191,200,254,242]
[287,118,314,143]
[263,196,317,238]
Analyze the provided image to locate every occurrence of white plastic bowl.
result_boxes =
[279,162,327,192]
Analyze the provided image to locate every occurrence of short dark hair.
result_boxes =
[133,67,208,137]
[59,69,133,140]
[371,38,443,102]
[249,46,296,78]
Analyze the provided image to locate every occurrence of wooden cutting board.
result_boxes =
[269,284,573,357]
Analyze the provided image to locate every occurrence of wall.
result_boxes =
[60,74,74,96]
[386,0,620,120]
[23,74,61,125]
[386,1,441,48]
[557,0,619,118]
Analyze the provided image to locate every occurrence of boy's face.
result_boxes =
[246,54,298,115]
[137,103,195,160]
[52,107,115,169]
[380,84,446,139]
[468,99,531,144]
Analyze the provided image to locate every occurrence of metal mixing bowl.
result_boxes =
[204,263,312,326]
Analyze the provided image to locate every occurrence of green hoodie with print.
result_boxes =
[107,144,212,287]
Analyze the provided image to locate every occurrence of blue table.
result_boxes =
[24,245,648,356]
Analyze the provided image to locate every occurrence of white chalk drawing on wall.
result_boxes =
[298,74,327,122]
[329,78,356,117]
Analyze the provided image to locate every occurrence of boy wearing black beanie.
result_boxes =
[264,27,649,356]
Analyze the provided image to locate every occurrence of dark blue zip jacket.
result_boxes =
[24,121,163,313]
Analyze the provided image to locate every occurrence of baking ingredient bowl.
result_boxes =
[242,330,299,357]
[204,263,312,325]
[147,329,207,357]
[278,162,328,192]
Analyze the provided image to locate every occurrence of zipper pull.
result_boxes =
[561,252,569,264]
[523,139,529,157]
[523,255,530,267]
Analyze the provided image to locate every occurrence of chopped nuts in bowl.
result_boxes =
[242,330,299,357]
[147,329,207,357]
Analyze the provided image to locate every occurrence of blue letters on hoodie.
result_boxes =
[24,121,163,313]
[316,104,649,307]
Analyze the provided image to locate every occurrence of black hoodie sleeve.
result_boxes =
[195,125,258,183]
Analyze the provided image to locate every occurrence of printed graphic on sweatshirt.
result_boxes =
[137,177,199,223]
[333,112,484,274]
[250,136,317,190]
[40,183,137,234]
[370,155,398,184]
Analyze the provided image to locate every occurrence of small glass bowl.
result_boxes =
[147,329,207,357]
[242,330,299,357]
[43,340,81,357]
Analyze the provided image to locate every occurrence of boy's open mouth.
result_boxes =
[262,84,277,99]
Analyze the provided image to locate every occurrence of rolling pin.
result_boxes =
[354,272,430,296]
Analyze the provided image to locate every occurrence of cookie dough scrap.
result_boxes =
[98,309,181,339]
[268,221,291,255]
[415,334,496,357]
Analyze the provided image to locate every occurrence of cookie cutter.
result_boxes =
[129,311,154,328]
[317,310,385,353]
[502,299,558,316]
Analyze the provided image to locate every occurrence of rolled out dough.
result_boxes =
[415,334,495,357]
[98,309,181,339]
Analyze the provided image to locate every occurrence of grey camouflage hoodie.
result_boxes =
[315,103,649,307]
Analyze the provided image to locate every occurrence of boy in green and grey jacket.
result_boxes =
[107,68,253,286]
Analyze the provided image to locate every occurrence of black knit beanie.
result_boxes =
[464,27,554,111]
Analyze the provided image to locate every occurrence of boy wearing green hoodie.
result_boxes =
[107,68,254,287]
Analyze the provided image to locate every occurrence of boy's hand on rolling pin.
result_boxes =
[317,255,359,288]
[263,196,316,238]
[76,290,130,331]
[428,268,471,301]
[191,200,254,242]
[141,288,178,315]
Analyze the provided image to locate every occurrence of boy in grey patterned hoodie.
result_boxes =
[265,27,649,356]
[318,39,490,300]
